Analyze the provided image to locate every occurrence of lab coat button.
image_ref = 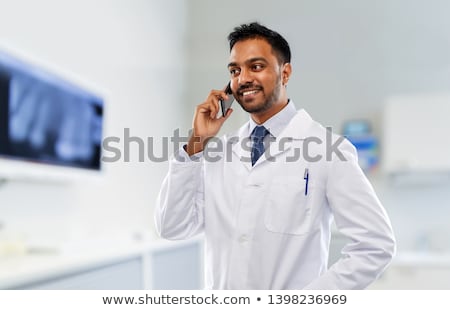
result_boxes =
[239,234,248,243]
[247,183,261,188]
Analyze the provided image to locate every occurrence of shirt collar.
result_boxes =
[248,99,297,138]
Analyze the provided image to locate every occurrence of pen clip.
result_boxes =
[304,168,309,196]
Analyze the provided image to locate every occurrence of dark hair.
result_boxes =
[227,22,291,65]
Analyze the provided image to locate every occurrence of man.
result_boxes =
[155,22,395,289]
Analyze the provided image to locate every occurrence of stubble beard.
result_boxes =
[237,76,282,114]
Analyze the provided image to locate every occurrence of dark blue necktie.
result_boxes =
[251,125,269,166]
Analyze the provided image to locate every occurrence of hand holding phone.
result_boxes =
[186,83,233,156]
[219,82,234,117]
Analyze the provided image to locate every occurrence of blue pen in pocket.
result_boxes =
[304,168,309,196]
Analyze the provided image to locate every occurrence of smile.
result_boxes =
[242,90,259,96]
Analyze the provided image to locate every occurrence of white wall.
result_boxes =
[186,0,450,134]
[185,0,450,252]
[1,0,449,255]
[0,0,188,246]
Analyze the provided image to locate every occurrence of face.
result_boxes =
[228,38,290,116]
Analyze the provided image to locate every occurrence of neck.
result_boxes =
[251,97,289,124]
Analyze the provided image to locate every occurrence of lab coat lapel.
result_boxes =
[262,109,314,165]
[228,123,252,171]
[228,109,314,169]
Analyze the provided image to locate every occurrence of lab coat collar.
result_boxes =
[227,108,314,169]
[277,108,314,141]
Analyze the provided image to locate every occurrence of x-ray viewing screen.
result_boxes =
[0,50,103,170]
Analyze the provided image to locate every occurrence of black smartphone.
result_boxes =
[219,82,234,117]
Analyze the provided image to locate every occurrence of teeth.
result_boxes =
[243,90,258,96]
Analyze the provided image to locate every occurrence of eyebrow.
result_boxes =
[227,57,268,68]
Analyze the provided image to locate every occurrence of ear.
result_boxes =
[281,63,292,86]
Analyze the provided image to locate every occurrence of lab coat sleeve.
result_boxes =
[304,139,396,289]
[154,147,205,240]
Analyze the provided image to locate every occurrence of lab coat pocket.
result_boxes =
[264,176,313,235]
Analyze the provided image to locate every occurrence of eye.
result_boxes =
[229,68,240,77]
[252,64,264,71]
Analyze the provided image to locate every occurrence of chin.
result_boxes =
[240,101,272,114]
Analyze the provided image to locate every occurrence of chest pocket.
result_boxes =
[264,176,314,235]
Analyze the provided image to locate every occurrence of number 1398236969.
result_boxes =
[267,294,347,305]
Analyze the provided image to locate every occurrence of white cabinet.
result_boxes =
[149,241,203,289]
[0,238,204,290]
[370,266,450,289]
[15,257,143,290]
[383,93,450,175]
[369,253,450,289]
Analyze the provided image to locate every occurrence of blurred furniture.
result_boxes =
[369,252,450,289]
[0,237,204,290]
[383,93,450,179]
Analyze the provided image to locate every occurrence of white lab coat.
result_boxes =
[155,109,396,289]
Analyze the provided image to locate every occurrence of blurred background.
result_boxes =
[0,0,449,289]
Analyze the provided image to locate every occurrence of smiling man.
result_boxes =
[155,22,396,289]
[228,39,289,120]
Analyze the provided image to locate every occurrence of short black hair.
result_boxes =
[227,22,291,65]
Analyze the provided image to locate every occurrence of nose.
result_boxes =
[238,68,254,86]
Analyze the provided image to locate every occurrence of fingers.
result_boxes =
[225,107,233,118]
[196,100,218,120]
[191,89,233,145]
[197,89,230,119]
[219,107,233,123]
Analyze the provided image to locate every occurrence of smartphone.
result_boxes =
[219,82,234,117]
